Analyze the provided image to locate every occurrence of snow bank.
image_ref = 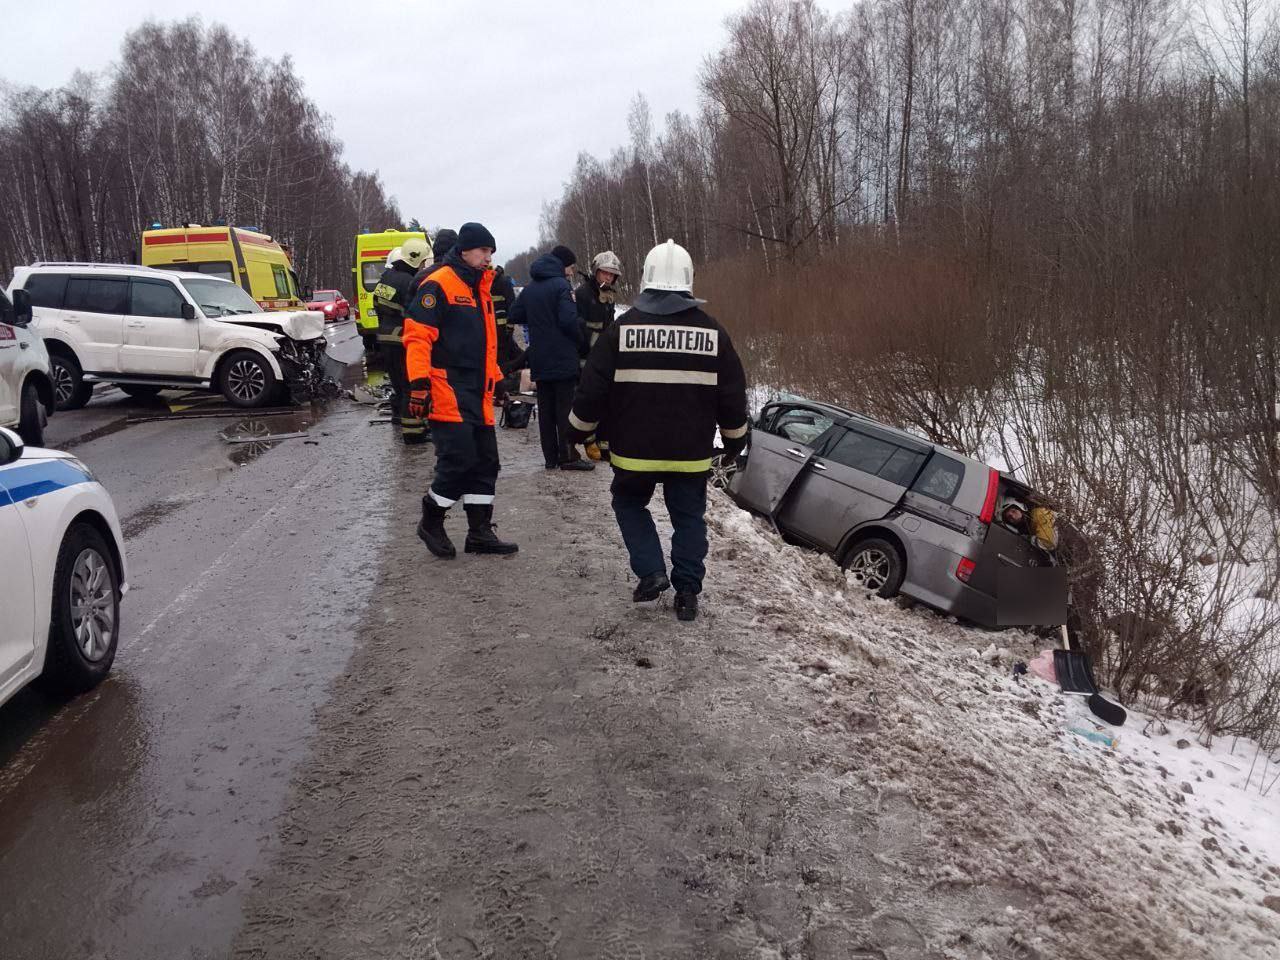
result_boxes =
[705,493,1280,959]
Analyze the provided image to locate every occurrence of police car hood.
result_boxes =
[221,310,325,341]
[16,445,77,462]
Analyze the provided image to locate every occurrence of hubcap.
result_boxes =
[228,359,266,401]
[70,548,115,662]
[709,454,738,490]
[52,362,76,405]
[846,547,891,591]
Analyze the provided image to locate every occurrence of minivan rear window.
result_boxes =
[65,277,129,315]
[23,273,68,309]
[912,453,964,504]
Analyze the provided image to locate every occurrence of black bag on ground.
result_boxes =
[500,397,533,429]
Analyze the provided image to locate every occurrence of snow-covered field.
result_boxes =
[707,493,1280,958]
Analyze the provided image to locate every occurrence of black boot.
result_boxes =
[464,505,519,555]
[417,497,456,558]
[674,591,699,622]
[633,572,671,602]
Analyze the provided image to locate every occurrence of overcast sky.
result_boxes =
[1,0,842,262]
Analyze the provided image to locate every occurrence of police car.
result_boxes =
[0,425,127,708]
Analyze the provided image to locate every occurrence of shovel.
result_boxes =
[1054,625,1128,725]
[1054,625,1098,696]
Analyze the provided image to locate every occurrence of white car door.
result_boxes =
[61,276,128,374]
[0,303,18,425]
[121,278,200,376]
[0,477,37,687]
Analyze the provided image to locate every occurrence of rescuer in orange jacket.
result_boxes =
[403,221,518,558]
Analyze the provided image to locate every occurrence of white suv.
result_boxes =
[0,287,55,445]
[8,263,331,410]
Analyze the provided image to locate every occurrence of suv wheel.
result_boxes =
[42,523,120,693]
[49,352,94,411]
[842,537,906,598]
[219,350,277,408]
[17,381,47,446]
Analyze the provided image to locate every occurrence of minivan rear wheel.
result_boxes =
[841,538,906,599]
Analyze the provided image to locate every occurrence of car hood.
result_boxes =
[220,310,326,341]
[17,446,76,462]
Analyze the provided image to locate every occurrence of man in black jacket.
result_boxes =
[570,240,749,622]
[511,244,593,471]
[372,237,430,443]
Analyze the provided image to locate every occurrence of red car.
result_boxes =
[306,289,351,322]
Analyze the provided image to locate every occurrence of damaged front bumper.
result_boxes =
[277,337,341,403]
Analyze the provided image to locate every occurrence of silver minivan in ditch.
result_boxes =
[728,398,1064,628]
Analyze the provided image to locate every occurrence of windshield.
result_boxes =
[361,260,383,292]
[311,290,337,303]
[179,278,263,317]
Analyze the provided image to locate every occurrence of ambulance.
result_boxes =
[352,229,428,338]
[141,225,305,311]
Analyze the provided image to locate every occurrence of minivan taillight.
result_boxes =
[956,557,976,583]
[979,468,999,525]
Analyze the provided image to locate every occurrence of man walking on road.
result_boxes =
[569,239,749,621]
[576,250,623,461]
[403,222,518,558]
[512,244,594,471]
[372,238,431,443]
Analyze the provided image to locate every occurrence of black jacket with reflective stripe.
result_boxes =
[571,295,749,474]
[372,261,418,337]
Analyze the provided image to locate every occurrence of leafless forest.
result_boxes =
[544,0,1280,742]
[0,19,401,290]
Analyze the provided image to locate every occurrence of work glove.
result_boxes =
[720,436,747,463]
[407,379,430,420]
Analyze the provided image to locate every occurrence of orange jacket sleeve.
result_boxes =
[402,280,442,385]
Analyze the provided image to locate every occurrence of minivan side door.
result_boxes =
[121,279,200,376]
[777,426,927,552]
[61,276,128,374]
[728,405,835,517]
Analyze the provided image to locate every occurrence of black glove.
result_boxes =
[720,436,747,463]
[494,378,510,404]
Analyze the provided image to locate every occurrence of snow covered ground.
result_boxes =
[707,493,1280,958]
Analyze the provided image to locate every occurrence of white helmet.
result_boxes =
[400,237,430,269]
[641,239,693,293]
[591,250,623,278]
[385,247,402,268]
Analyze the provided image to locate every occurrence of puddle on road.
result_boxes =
[218,412,316,466]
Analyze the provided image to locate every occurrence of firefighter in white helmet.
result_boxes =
[574,250,622,460]
[569,240,749,622]
[373,237,431,443]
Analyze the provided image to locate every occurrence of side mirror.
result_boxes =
[302,288,314,301]
[182,302,197,320]
[0,426,25,466]
[12,288,32,326]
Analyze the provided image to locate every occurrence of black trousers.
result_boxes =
[428,421,500,506]
[383,339,408,418]
[536,378,578,467]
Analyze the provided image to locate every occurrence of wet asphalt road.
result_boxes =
[0,331,395,959]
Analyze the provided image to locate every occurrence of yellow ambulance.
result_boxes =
[352,229,428,336]
[141,225,305,311]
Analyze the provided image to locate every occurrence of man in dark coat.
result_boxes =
[569,240,749,622]
[510,244,593,471]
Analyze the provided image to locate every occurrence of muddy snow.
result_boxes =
[233,430,1279,959]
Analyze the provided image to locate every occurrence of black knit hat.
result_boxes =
[457,222,496,252]
[550,244,577,269]
[432,228,458,259]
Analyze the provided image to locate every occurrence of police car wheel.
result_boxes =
[220,350,277,409]
[17,381,47,446]
[42,523,120,693]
